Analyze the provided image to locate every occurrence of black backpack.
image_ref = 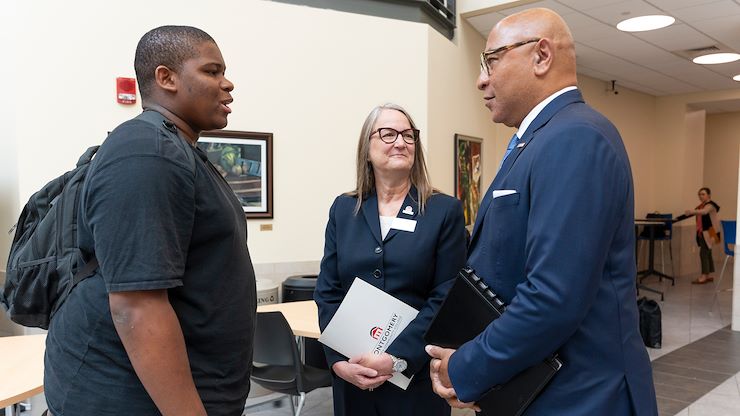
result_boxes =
[637,297,662,349]
[2,146,100,329]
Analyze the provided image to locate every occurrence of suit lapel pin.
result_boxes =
[516,142,526,148]
[402,206,414,215]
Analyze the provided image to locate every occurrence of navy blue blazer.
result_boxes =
[315,188,467,380]
[448,90,658,415]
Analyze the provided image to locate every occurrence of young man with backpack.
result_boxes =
[43,26,256,416]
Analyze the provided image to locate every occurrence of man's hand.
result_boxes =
[349,352,393,375]
[332,360,392,390]
[426,345,480,411]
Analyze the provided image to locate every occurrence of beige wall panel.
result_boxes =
[704,112,740,221]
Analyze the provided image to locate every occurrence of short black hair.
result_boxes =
[699,187,712,195]
[134,25,215,98]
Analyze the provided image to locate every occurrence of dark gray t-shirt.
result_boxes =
[44,111,256,416]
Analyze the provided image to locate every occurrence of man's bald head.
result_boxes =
[477,8,578,127]
[495,8,577,84]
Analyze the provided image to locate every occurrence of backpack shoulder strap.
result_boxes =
[77,145,100,167]
[135,110,197,172]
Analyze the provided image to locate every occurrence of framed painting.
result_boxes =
[198,130,273,219]
[454,134,483,228]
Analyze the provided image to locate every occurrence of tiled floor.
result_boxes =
[244,265,737,416]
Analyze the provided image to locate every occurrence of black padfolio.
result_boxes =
[424,267,563,416]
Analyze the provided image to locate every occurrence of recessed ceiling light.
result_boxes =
[734,74,740,82]
[692,53,740,64]
[616,15,675,32]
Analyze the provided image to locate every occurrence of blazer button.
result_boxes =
[372,269,382,279]
[374,246,383,254]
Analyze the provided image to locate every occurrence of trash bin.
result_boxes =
[255,279,279,306]
[282,275,328,369]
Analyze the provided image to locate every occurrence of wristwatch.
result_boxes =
[388,354,407,373]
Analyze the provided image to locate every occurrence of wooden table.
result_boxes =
[0,334,46,414]
[257,300,320,339]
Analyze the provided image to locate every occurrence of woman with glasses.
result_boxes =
[314,103,467,415]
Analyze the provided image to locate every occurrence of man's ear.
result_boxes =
[153,65,177,93]
[533,39,553,76]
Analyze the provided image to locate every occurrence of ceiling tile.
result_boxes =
[632,24,717,52]
[555,0,626,11]
[634,76,702,94]
[648,0,723,10]
[701,62,740,77]
[463,0,740,96]
[577,63,678,95]
[574,43,627,69]
[466,13,505,37]
[691,15,740,51]
[670,0,740,23]
[575,24,624,41]
[611,67,682,86]
[581,32,677,63]
[560,11,603,30]
[643,56,701,72]
[614,79,671,95]
[688,74,740,90]
[652,66,733,90]
[583,0,664,26]
[498,0,578,16]
[566,19,614,40]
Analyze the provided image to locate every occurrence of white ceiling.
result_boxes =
[464,0,740,101]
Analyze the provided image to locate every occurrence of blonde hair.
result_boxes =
[348,103,434,214]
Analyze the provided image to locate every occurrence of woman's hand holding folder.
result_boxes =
[332,356,392,391]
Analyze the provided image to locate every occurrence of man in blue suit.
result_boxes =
[426,8,658,415]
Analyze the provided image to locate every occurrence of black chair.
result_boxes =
[250,311,332,415]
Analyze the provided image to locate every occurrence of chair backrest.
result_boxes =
[721,220,736,257]
[253,311,302,368]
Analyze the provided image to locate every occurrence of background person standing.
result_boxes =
[685,187,721,284]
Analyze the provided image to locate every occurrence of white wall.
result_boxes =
[427,17,499,197]
[7,0,739,273]
[5,0,498,268]
[654,89,740,216]
[705,112,740,220]
[0,3,20,276]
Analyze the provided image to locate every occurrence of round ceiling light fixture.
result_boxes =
[692,53,740,64]
[616,15,675,32]
[733,74,740,82]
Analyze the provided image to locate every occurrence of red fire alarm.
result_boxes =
[116,77,137,105]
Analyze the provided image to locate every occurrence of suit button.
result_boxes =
[374,246,383,254]
[372,269,382,279]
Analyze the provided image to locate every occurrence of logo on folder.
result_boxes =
[370,326,383,339]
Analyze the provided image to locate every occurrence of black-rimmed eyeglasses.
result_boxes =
[370,128,419,145]
[479,38,541,76]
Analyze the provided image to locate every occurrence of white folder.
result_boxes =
[318,277,419,390]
